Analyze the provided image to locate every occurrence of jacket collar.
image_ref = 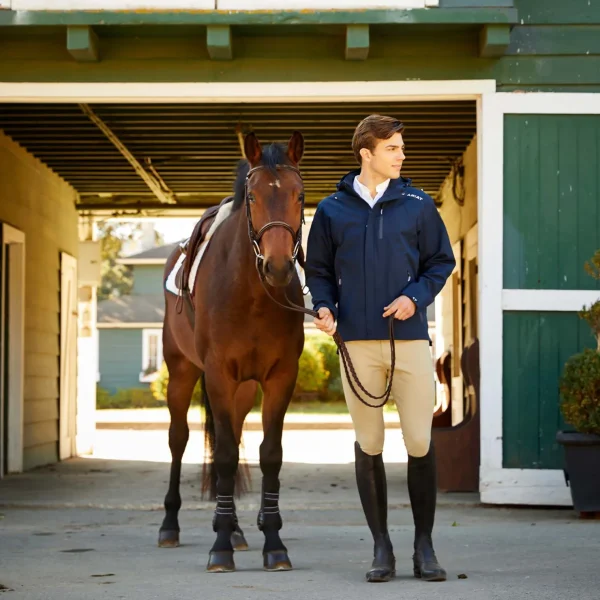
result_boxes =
[337,169,412,203]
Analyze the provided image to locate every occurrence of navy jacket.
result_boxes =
[305,170,456,343]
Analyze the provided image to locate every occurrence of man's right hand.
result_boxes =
[314,307,336,336]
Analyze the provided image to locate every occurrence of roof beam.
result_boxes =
[206,25,233,60]
[345,25,369,61]
[479,24,511,57]
[67,26,99,62]
[78,104,177,204]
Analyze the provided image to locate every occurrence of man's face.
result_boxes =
[362,132,406,180]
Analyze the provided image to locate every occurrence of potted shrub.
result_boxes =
[556,250,600,514]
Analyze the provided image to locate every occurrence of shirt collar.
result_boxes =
[354,177,389,195]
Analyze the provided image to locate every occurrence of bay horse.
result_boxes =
[158,132,306,573]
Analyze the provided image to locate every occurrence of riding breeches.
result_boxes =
[339,339,435,458]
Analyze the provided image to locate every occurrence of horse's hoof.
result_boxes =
[231,530,249,551]
[263,550,293,572]
[158,530,180,548]
[206,551,236,573]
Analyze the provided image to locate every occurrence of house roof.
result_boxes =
[117,241,183,265]
[98,294,164,325]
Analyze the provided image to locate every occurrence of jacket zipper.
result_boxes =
[378,206,384,240]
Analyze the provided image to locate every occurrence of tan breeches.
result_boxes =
[339,340,435,458]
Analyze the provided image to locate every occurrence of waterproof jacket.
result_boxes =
[305,170,455,343]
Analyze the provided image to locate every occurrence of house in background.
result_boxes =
[97,242,179,394]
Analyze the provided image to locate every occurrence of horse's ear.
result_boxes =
[244,132,262,166]
[287,131,304,165]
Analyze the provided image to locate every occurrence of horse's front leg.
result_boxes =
[258,367,297,571]
[204,369,240,573]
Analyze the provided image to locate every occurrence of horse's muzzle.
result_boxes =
[263,258,295,287]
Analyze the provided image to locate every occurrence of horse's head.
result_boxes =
[244,131,305,288]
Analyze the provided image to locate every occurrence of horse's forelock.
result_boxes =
[231,143,291,212]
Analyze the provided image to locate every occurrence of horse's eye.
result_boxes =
[248,193,256,204]
[298,193,305,204]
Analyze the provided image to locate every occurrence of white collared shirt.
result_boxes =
[353,176,390,209]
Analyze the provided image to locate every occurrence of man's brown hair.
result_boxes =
[352,115,405,164]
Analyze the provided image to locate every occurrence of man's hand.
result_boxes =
[383,295,416,321]
[314,307,336,336]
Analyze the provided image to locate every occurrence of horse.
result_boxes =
[158,131,306,573]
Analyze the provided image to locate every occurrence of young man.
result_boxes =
[305,115,455,583]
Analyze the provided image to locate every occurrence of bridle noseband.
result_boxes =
[245,164,305,265]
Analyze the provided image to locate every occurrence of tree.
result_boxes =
[96,221,142,301]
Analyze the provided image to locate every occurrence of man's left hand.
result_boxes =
[383,295,416,320]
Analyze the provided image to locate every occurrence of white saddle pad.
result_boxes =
[165,201,306,296]
[165,201,234,296]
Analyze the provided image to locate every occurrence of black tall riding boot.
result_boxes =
[407,442,447,582]
[354,442,396,583]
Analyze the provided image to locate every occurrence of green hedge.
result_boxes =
[99,332,345,409]
[96,386,162,409]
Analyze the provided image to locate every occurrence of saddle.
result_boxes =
[176,195,235,297]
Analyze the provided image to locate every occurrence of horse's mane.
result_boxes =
[231,143,290,212]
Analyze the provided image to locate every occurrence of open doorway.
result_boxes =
[0,222,25,478]
[0,81,485,493]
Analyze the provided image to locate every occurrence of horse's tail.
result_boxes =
[200,372,252,501]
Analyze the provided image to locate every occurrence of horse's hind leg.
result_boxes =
[258,369,296,571]
[158,354,200,548]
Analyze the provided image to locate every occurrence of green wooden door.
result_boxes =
[502,114,600,469]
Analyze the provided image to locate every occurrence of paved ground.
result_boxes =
[1,426,598,600]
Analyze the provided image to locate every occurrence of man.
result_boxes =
[305,115,455,583]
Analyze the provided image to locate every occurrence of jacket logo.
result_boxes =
[403,192,422,201]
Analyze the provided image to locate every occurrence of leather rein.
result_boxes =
[246,164,395,409]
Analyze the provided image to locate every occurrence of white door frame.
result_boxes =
[60,252,78,460]
[0,223,25,476]
[479,92,600,506]
[0,78,495,480]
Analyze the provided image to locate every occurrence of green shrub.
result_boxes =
[96,386,160,409]
[294,338,327,395]
[558,250,600,435]
[315,336,345,403]
[560,349,600,435]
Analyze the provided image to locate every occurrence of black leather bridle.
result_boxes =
[244,164,305,265]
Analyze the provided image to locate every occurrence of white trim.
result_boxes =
[0,80,496,104]
[116,258,167,266]
[1,224,25,475]
[502,290,600,312]
[479,92,600,506]
[12,1,215,8]
[141,328,163,382]
[219,0,426,8]
[481,469,571,506]
[494,93,600,116]
[59,253,78,461]
[478,92,504,473]
[97,322,163,329]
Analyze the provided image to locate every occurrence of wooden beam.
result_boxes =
[345,24,369,61]
[78,104,177,204]
[207,25,232,60]
[67,26,99,62]
[479,24,511,57]
[0,9,520,27]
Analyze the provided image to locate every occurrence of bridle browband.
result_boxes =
[244,163,396,410]
[244,163,305,265]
